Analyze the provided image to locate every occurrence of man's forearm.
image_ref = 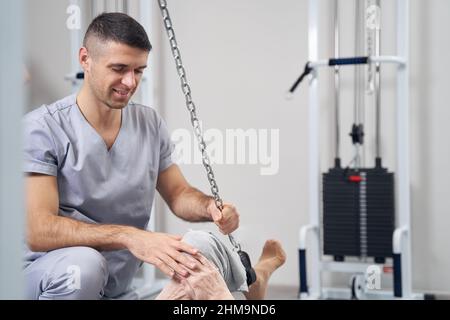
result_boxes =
[170,186,214,222]
[27,214,136,252]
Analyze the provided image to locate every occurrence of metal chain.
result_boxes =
[158,0,241,251]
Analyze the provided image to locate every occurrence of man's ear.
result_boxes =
[79,47,90,72]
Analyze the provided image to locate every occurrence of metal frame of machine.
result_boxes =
[297,0,422,300]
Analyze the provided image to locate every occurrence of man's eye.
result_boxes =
[112,68,124,72]
[135,70,144,75]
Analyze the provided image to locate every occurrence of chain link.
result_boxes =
[158,0,241,251]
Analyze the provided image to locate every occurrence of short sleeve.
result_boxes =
[158,116,175,173]
[23,118,58,176]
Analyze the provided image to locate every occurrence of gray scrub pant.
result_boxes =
[24,230,248,300]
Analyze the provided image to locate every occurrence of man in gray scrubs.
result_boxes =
[23,12,244,299]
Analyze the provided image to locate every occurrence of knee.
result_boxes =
[41,247,109,300]
[66,247,108,298]
[182,230,217,257]
[182,230,225,271]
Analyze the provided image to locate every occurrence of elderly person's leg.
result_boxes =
[156,230,286,300]
[156,251,234,300]
[156,230,239,300]
[243,240,286,300]
[183,231,249,293]
[24,246,109,300]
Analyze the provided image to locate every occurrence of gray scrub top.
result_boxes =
[22,94,174,297]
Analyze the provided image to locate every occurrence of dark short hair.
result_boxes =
[83,12,152,52]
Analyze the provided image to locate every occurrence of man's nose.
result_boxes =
[121,71,136,89]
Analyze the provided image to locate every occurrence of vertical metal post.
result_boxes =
[354,0,362,127]
[396,0,412,299]
[115,0,127,13]
[70,0,82,93]
[334,0,340,161]
[123,0,128,15]
[307,0,322,299]
[92,0,105,17]
[354,0,364,169]
[0,0,25,299]
[375,0,382,159]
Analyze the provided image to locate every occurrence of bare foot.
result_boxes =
[244,240,286,300]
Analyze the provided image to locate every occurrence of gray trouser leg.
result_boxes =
[24,246,109,300]
[182,230,248,293]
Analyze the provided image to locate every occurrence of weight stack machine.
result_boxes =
[290,0,423,299]
[323,160,395,263]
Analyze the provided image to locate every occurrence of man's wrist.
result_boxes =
[205,196,216,221]
[116,225,138,249]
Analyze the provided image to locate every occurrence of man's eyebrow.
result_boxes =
[107,63,147,69]
[108,63,128,68]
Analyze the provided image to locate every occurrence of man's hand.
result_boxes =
[126,229,200,278]
[207,200,240,235]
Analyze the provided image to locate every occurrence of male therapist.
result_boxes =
[23,12,239,299]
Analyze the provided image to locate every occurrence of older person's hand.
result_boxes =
[183,253,234,300]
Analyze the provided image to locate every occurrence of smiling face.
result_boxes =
[79,40,149,110]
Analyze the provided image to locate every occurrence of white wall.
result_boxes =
[409,0,450,293]
[24,0,450,294]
